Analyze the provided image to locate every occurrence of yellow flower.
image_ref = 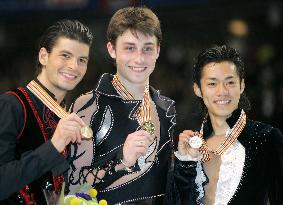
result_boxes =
[89,188,98,198]
[70,198,81,205]
[98,199,107,205]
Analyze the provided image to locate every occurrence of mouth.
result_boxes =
[214,100,231,105]
[60,72,80,80]
[128,66,147,72]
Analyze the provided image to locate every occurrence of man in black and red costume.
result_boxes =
[171,45,283,205]
[67,7,176,205]
[0,19,93,204]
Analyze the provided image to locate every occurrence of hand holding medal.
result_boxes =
[188,135,203,149]
[27,80,93,140]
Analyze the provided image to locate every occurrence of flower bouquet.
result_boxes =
[56,183,107,205]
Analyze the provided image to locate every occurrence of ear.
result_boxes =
[38,48,49,66]
[107,42,116,59]
[240,79,245,94]
[193,83,202,98]
[156,44,160,59]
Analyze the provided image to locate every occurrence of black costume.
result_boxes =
[68,74,176,205]
[0,80,68,204]
[170,109,283,205]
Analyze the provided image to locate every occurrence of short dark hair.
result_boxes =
[107,6,162,46]
[36,19,93,73]
[193,45,250,113]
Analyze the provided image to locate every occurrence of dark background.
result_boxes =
[0,0,282,133]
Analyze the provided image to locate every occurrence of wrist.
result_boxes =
[120,159,135,173]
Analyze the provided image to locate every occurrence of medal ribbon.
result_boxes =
[112,74,151,125]
[199,109,246,162]
[26,80,68,119]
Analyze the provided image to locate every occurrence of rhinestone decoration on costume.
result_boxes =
[198,109,246,162]
[112,75,156,170]
[112,75,155,135]
[27,80,93,139]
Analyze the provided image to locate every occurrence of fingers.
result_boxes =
[122,130,156,166]
[51,113,86,152]
[177,130,200,157]
[67,113,86,127]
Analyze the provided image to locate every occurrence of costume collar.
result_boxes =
[95,73,175,114]
[34,78,66,107]
[202,109,242,139]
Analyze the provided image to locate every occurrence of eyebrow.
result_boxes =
[122,42,155,46]
[60,50,89,59]
[206,76,236,81]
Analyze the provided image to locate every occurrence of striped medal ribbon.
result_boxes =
[112,75,155,135]
[26,80,93,139]
[199,109,246,162]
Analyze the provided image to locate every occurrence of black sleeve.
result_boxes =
[0,94,68,200]
[165,157,198,205]
[269,128,283,205]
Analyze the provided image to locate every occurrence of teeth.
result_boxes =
[62,72,77,79]
[215,100,230,105]
[129,66,146,71]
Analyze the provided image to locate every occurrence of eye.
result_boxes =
[207,82,216,87]
[79,58,88,65]
[61,53,71,59]
[125,46,135,52]
[227,81,236,86]
[143,46,154,53]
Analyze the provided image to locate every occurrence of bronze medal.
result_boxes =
[80,126,93,139]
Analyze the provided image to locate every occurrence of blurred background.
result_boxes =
[0,0,282,133]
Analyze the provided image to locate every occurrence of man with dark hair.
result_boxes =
[171,45,283,205]
[0,19,93,204]
[67,7,176,204]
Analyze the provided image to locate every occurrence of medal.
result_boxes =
[27,80,93,139]
[112,75,155,135]
[188,135,203,149]
[141,121,155,135]
[80,126,93,139]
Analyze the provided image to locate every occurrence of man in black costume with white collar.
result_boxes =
[171,45,283,205]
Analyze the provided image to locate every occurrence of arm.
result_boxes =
[0,94,67,199]
[268,128,283,205]
[165,130,199,205]
[67,92,154,192]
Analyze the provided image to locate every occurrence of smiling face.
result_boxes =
[37,37,90,97]
[194,61,245,119]
[107,29,160,88]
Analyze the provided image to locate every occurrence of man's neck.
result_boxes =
[36,76,66,104]
[117,76,148,100]
[209,114,230,136]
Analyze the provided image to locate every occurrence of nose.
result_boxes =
[67,58,79,70]
[216,83,229,95]
[134,50,145,64]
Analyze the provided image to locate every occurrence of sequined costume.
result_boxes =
[68,73,176,204]
[0,80,68,204]
[169,109,283,205]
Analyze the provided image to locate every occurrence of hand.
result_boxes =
[122,130,154,167]
[178,130,200,158]
[51,113,85,153]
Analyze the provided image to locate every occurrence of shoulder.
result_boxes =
[0,91,24,113]
[70,90,98,113]
[151,87,176,116]
[246,119,283,143]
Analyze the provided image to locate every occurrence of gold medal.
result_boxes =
[141,121,155,135]
[80,126,93,139]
